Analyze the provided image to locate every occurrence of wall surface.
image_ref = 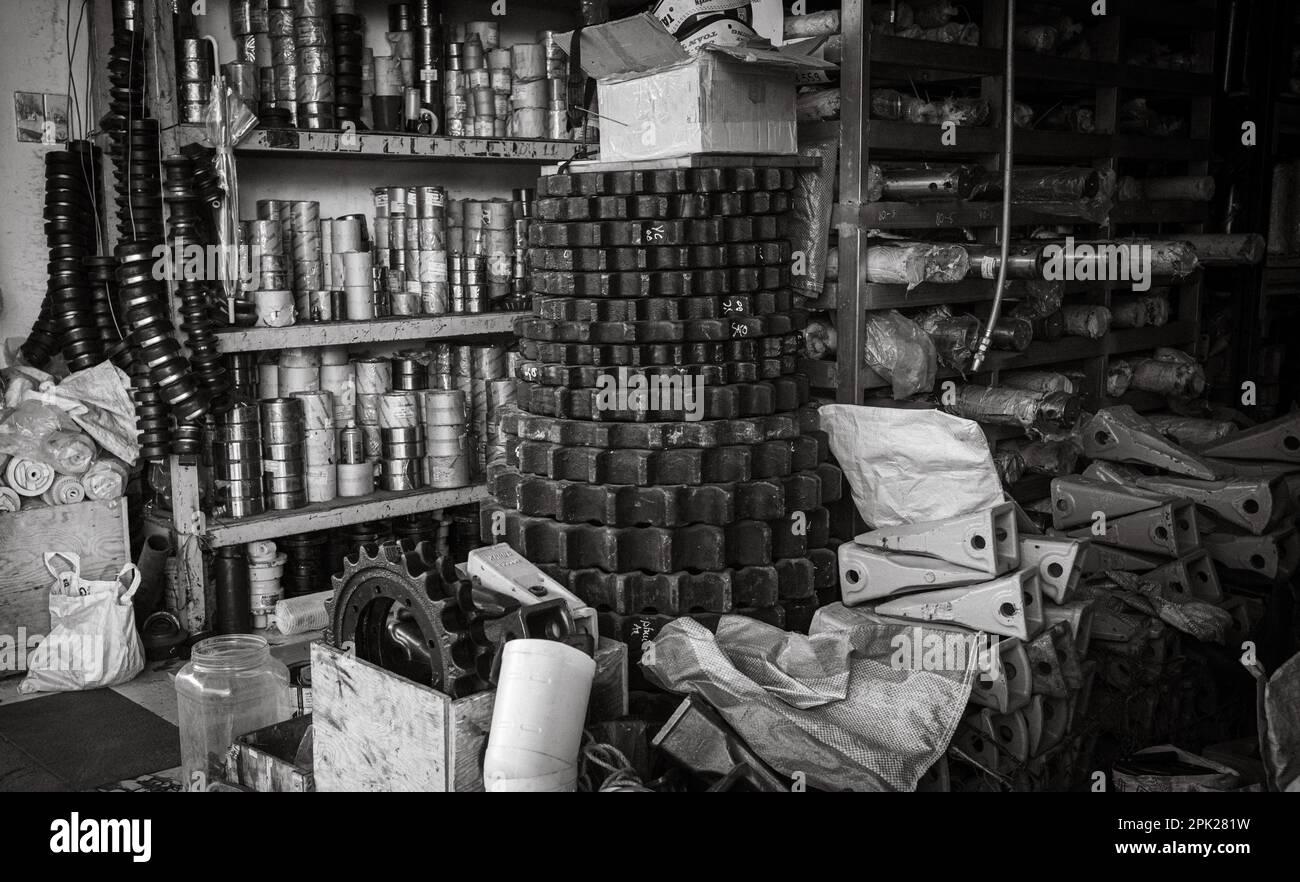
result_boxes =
[0,0,91,364]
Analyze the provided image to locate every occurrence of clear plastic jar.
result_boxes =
[175,635,290,791]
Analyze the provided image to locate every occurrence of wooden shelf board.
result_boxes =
[178,484,492,548]
[213,313,522,352]
[181,125,589,162]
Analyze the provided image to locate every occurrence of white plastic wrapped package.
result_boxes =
[862,310,938,399]
[820,404,1003,528]
[1,361,139,465]
[640,607,975,791]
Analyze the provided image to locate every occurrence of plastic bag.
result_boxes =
[19,552,145,694]
[862,310,938,399]
[1,361,139,466]
[0,401,97,476]
[640,608,974,791]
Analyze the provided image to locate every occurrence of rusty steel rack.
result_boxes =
[801,0,1219,423]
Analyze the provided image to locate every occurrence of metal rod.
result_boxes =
[971,0,1016,373]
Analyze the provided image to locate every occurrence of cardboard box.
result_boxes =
[567,13,834,162]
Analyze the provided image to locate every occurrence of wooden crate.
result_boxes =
[229,714,315,793]
[0,498,131,652]
[312,638,628,792]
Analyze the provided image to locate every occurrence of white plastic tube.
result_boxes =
[483,640,595,792]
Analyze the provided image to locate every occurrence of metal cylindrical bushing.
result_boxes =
[337,461,374,496]
[421,389,466,425]
[378,390,419,428]
[354,356,392,394]
[380,457,423,491]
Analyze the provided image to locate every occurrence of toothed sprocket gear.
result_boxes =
[329,541,486,698]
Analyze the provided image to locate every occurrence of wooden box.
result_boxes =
[229,714,315,793]
[313,638,628,792]
[0,498,131,659]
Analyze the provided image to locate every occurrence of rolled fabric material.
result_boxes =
[80,458,130,500]
[1010,166,1101,201]
[1002,439,1080,476]
[863,310,938,399]
[1000,370,1077,395]
[1140,292,1171,326]
[805,318,838,360]
[42,474,86,506]
[916,308,979,370]
[1109,295,1148,329]
[5,457,55,496]
[1137,176,1216,202]
[994,449,1025,485]
[1128,357,1206,397]
[1061,304,1111,339]
[1146,414,1237,447]
[923,244,970,283]
[785,10,840,38]
[1268,163,1293,254]
[1180,234,1265,266]
[946,385,1080,430]
[864,243,929,287]
[255,288,297,326]
[47,431,96,476]
[273,590,333,635]
[0,486,20,512]
[1014,24,1058,52]
[1106,360,1135,398]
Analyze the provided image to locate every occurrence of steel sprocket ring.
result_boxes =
[329,541,485,698]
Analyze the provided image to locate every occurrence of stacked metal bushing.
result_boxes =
[164,154,230,416]
[177,37,213,124]
[505,188,534,310]
[268,0,298,127]
[413,0,444,133]
[37,142,104,371]
[450,198,513,310]
[229,1,272,119]
[378,390,426,491]
[212,402,264,518]
[331,3,365,128]
[225,353,259,399]
[279,532,331,596]
[294,389,337,502]
[538,28,571,139]
[295,0,335,129]
[290,200,324,312]
[486,159,842,659]
[423,388,471,488]
[261,397,308,510]
[353,355,390,461]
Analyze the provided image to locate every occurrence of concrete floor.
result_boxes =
[0,628,317,791]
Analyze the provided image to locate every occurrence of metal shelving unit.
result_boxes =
[812,0,1216,418]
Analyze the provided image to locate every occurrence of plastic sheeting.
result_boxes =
[641,606,975,791]
[0,361,139,467]
[820,404,1003,528]
[862,310,938,399]
[790,139,838,297]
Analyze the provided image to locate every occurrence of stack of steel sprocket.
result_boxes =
[484,159,842,664]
